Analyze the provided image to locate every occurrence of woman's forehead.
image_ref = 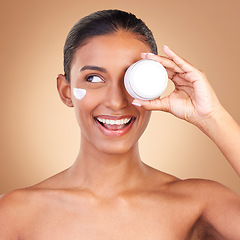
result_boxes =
[73,32,151,63]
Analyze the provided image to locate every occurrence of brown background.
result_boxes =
[0,0,239,194]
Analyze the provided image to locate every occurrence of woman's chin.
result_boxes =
[95,141,137,156]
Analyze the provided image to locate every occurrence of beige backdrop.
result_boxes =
[0,0,239,194]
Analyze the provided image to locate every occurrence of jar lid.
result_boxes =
[124,59,168,100]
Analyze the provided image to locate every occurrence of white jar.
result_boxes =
[124,59,168,100]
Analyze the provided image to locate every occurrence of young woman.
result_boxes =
[0,9,240,240]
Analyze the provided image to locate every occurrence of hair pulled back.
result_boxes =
[64,9,158,82]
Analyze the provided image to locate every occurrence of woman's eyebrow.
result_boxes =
[80,65,107,73]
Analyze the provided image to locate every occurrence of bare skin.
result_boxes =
[0,31,240,240]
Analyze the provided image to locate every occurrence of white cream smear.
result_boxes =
[73,88,86,100]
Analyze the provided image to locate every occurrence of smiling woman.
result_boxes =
[0,9,240,240]
[60,31,152,154]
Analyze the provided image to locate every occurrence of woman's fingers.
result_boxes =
[142,46,194,75]
[171,73,195,88]
[142,47,203,84]
[132,96,171,112]
[142,46,195,74]
[141,52,184,73]
[162,45,195,73]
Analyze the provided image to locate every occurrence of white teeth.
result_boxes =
[97,118,132,125]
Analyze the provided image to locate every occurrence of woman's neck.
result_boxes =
[67,137,148,198]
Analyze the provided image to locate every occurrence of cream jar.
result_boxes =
[124,59,168,100]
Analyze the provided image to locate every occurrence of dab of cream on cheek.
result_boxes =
[73,88,87,100]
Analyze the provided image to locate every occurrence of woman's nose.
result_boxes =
[104,81,129,111]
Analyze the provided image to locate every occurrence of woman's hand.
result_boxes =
[133,46,240,175]
[132,45,223,129]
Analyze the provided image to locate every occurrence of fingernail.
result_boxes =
[147,52,155,55]
[132,101,142,107]
[163,45,169,49]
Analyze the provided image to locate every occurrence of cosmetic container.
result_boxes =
[124,59,168,100]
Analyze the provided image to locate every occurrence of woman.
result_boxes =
[0,9,239,239]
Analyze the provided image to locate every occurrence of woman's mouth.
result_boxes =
[94,116,136,137]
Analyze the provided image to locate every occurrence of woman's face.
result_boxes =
[69,31,152,154]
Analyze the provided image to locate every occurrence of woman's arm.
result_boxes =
[199,105,240,176]
[132,46,240,176]
[132,46,240,239]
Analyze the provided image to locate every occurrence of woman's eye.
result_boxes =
[86,75,103,83]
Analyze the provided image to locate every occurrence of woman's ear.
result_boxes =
[57,74,74,107]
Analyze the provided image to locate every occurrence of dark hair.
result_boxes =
[64,9,158,82]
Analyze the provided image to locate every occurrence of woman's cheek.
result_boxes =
[72,87,103,109]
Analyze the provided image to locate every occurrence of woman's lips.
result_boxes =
[94,115,136,137]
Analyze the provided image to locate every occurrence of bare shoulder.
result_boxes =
[0,187,43,217]
[170,178,240,219]
[171,178,239,195]
[0,189,30,213]
[0,188,35,238]
[167,178,240,238]
[148,168,239,204]
[176,179,240,239]
[0,181,66,239]
[166,177,239,202]
[0,171,66,210]
[0,170,67,238]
